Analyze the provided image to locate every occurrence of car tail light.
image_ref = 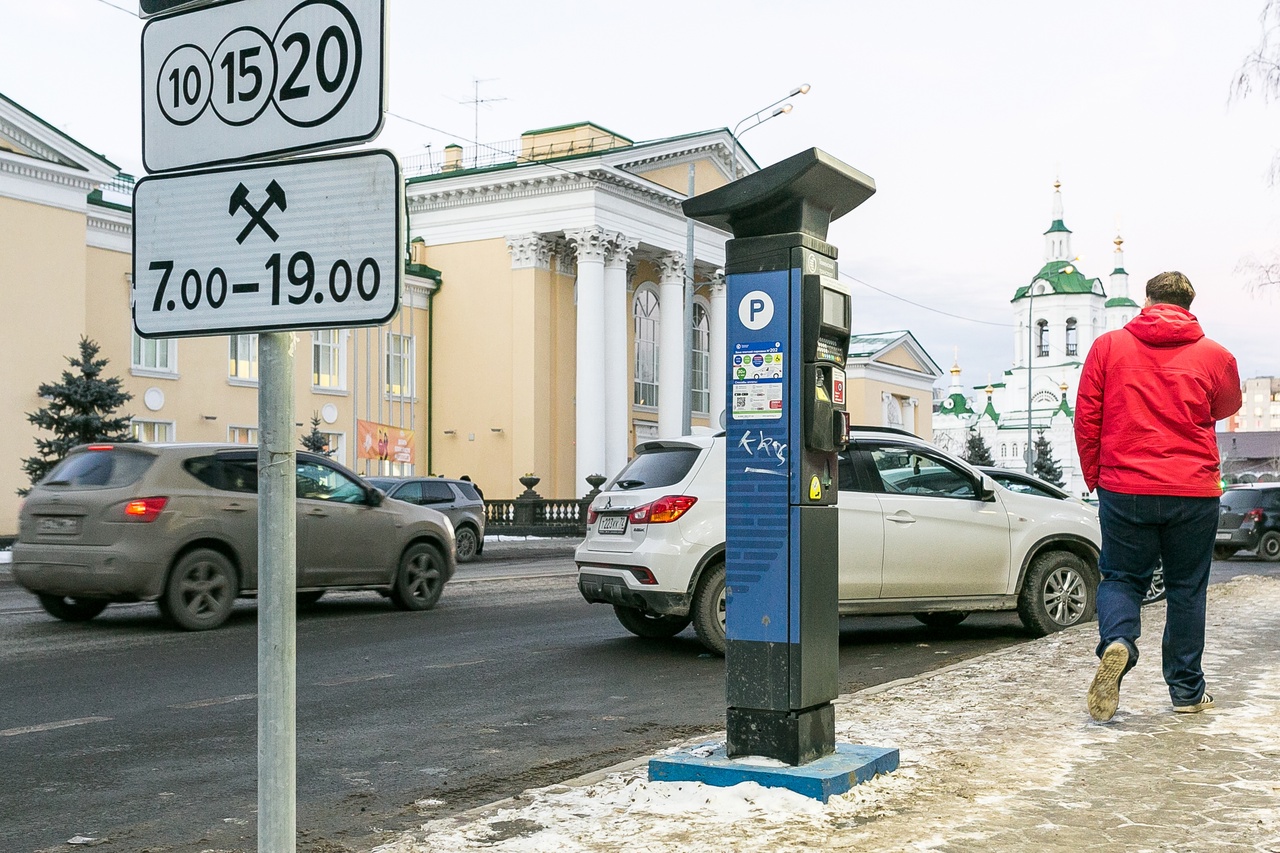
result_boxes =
[587,507,599,525]
[124,497,168,522]
[629,495,697,525]
[87,444,114,451]
[1244,508,1265,524]
[626,567,658,585]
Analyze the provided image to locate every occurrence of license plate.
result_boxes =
[597,515,628,535]
[1215,531,1232,540]
[37,516,81,535]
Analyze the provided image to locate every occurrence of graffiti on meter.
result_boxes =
[156,1,362,131]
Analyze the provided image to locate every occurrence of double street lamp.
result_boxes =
[682,85,812,432]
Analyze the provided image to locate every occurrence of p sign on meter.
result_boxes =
[142,0,386,172]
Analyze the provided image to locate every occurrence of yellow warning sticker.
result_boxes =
[809,475,822,500]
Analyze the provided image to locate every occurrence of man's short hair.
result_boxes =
[1146,271,1195,309]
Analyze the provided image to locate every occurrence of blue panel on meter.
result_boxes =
[725,268,792,645]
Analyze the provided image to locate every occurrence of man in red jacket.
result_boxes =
[1075,271,1241,722]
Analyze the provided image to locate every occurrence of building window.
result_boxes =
[319,431,346,465]
[132,419,174,443]
[633,288,659,407]
[229,334,258,381]
[691,302,710,414]
[1065,318,1078,357]
[132,332,176,375]
[386,333,414,398]
[1036,319,1049,357]
[312,330,345,390]
[228,426,258,444]
[1000,443,1007,457]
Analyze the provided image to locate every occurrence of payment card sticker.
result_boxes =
[732,341,784,420]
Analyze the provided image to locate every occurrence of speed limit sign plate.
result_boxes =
[132,149,401,338]
[141,0,385,172]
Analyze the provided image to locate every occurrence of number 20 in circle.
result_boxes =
[273,0,363,128]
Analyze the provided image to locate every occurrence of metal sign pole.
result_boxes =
[257,331,297,852]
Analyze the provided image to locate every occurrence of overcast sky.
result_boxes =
[5,0,1279,395]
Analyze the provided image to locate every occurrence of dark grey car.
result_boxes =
[365,477,485,563]
[13,444,457,630]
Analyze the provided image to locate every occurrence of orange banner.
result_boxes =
[357,419,415,464]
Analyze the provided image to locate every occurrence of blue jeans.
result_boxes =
[1095,487,1220,706]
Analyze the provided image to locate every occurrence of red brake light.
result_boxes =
[124,497,168,522]
[587,508,599,525]
[1245,508,1265,523]
[87,445,114,451]
[630,495,697,525]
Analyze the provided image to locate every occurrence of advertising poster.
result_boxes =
[357,419,414,463]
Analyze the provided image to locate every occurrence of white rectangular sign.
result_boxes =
[132,149,401,338]
[141,0,385,172]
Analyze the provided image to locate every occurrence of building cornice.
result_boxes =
[87,205,132,254]
[0,153,103,212]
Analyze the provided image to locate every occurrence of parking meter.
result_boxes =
[685,149,874,765]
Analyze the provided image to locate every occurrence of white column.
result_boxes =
[905,397,919,435]
[604,234,638,476]
[567,227,609,494]
[657,251,686,437]
[708,274,727,431]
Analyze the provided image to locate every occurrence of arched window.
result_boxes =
[633,288,659,407]
[1001,443,1007,457]
[1065,317,1078,357]
[1036,319,1049,357]
[691,303,710,414]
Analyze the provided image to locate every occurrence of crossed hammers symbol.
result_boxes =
[229,180,288,244]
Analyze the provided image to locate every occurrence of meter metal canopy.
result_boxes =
[682,148,876,241]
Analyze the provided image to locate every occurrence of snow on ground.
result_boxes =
[377,575,1280,853]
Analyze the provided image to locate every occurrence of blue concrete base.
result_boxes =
[648,741,899,803]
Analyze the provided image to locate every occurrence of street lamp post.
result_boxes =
[681,85,811,434]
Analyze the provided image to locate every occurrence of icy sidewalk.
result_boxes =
[376,575,1280,853]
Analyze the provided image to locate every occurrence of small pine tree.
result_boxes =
[962,429,994,466]
[1032,430,1065,487]
[300,412,332,455]
[21,337,133,495]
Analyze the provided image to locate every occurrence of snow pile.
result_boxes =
[377,575,1280,853]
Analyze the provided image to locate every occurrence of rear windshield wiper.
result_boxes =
[615,479,646,490]
[43,479,71,486]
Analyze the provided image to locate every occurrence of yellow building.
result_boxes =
[1,92,940,537]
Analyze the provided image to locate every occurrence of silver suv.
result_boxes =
[576,427,1102,655]
[13,443,457,630]
[365,476,485,562]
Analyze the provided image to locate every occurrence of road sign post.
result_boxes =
[136,1,394,848]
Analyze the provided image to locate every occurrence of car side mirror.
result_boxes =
[367,487,385,507]
[976,474,997,502]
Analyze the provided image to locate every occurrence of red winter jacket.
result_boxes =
[1074,303,1241,497]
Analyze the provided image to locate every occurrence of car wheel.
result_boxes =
[455,526,479,563]
[390,543,445,611]
[913,611,969,628]
[1017,551,1094,637]
[37,594,108,622]
[162,549,238,631]
[1213,546,1238,561]
[612,605,692,638]
[1143,560,1167,605]
[692,562,727,657]
[1259,531,1280,562]
[296,590,325,608]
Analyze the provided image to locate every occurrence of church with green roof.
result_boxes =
[933,181,1142,498]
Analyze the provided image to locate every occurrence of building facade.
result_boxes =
[1,92,941,537]
[1227,376,1280,432]
[933,182,1141,497]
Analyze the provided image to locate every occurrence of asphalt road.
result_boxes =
[0,543,1272,853]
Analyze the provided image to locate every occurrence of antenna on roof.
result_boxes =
[451,78,508,167]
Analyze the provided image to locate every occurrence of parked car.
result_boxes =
[978,466,1166,605]
[1216,482,1280,561]
[576,427,1102,655]
[365,476,485,562]
[13,443,457,630]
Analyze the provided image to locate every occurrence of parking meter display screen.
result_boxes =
[822,287,849,331]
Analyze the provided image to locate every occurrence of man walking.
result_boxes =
[1074,271,1241,722]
